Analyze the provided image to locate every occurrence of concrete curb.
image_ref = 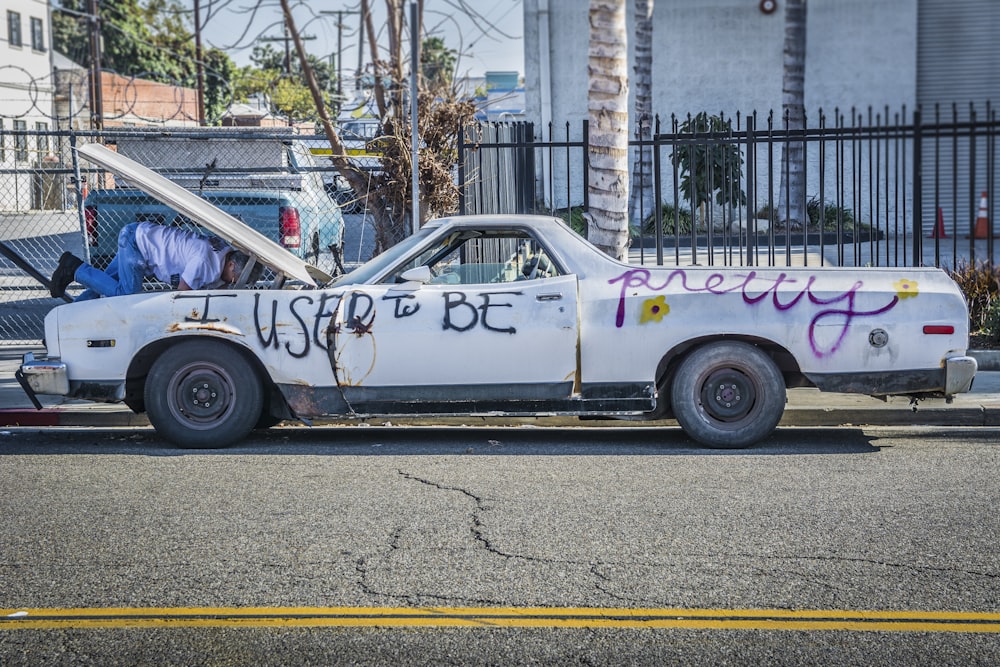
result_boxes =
[1,404,997,430]
[0,408,151,428]
[970,349,1000,371]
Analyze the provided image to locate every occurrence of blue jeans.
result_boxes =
[75,223,147,301]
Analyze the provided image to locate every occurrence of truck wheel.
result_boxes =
[144,341,263,449]
[670,341,786,449]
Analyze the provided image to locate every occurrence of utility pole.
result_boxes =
[86,0,103,130]
[319,9,360,104]
[193,0,205,124]
[260,26,315,76]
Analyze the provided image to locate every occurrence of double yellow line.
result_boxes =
[3,606,1000,632]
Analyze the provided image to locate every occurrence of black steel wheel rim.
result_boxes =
[699,368,757,422]
[166,361,236,430]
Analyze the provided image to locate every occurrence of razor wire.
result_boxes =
[0,64,332,126]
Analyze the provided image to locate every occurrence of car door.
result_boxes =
[331,272,580,410]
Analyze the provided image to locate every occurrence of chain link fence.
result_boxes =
[0,127,377,344]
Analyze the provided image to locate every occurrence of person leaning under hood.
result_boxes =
[50,221,258,301]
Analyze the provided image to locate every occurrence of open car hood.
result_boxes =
[77,143,333,287]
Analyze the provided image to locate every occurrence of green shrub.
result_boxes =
[756,198,858,231]
[982,300,1000,346]
[807,197,856,231]
[640,203,694,236]
[945,260,1000,334]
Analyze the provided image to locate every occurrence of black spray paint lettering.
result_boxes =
[443,291,522,334]
[285,295,314,358]
[345,292,375,334]
[253,293,280,349]
[312,293,341,351]
[382,293,421,318]
[176,293,236,323]
[253,293,341,354]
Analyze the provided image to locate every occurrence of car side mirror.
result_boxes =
[399,265,432,284]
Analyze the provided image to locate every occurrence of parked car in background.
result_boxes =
[82,136,344,276]
[19,145,978,451]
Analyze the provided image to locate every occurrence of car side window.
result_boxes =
[383,231,559,285]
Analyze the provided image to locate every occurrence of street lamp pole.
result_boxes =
[409,0,419,234]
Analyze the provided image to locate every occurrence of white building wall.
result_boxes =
[523,0,920,221]
[0,0,55,210]
[526,0,918,130]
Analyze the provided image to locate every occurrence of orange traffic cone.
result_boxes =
[928,207,948,238]
[973,191,993,239]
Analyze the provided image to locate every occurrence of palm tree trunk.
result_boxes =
[779,0,807,229]
[587,0,630,260]
[628,0,654,232]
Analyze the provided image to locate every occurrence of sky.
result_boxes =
[198,0,524,80]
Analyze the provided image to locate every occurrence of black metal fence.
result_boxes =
[2,109,999,344]
[459,103,1000,270]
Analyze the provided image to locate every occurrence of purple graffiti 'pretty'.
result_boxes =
[609,268,899,357]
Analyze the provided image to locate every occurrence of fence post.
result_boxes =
[912,107,923,266]
[582,119,590,213]
[745,114,756,266]
[457,124,467,216]
[653,116,664,265]
[516,122,535,213]
[69,133,89,258]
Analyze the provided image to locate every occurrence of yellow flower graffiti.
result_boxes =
[893,278,919,300]
[640,295,670,323]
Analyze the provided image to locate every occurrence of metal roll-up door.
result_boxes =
[918,0,1000,248]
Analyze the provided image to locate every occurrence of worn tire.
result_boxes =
[670,341,786,449]
[144,340,263,449]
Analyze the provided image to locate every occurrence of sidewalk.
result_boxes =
[1,344,1000,430]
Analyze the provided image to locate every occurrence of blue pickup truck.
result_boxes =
[81,136,344,276]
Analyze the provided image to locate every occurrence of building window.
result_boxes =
[35,122,48,157]
[29,17,43,51]
[7,11,21,47]
[13,120,27,162]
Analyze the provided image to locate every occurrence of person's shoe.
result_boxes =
[50,252,83,299]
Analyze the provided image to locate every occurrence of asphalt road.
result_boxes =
[0,425,998,665]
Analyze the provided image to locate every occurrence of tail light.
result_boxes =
[279,207,301,248]
[85,206,97,246]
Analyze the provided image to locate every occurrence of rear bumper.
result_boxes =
[804,355,978,397]
[945,355,978,395]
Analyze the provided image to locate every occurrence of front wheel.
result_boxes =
[670,341,786,449]
[144,341,263,449]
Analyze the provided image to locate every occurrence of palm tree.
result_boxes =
[779,0,807,229]
[628,0,654,232]
[586,0,630,260]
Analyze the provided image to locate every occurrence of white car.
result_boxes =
[19,147,977,449]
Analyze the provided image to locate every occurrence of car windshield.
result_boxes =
[329,225,439,286]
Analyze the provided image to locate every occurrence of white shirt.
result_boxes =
[135,222,231,290]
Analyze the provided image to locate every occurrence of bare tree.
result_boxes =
[628,0,654,232]
[586,0,630,260]
[779,0,807,229]
[284,0,474,256]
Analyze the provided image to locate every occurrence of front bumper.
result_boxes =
[17,352,69,410]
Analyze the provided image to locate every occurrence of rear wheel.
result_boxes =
[670,341,786,449]
[144,340,263,449]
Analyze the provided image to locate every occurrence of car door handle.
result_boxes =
[536,293,563,301]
